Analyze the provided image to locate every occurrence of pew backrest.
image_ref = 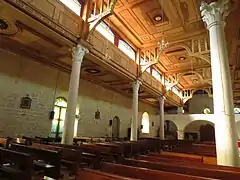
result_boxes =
[0,148,32,180]
[100,162,216,180]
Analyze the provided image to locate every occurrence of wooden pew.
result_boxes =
[122,158,240,180]
[53,143,103,168]
[10,143,61,179]
[0,148,32,180]
[150,152,203,163]
[100,162,217,180]
[76,168,139,180]
[172,143,216,157]
[32,143,81,175]
[156,151,217,165]
[138,155,240,173]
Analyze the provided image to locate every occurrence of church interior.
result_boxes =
[0,0,240,179]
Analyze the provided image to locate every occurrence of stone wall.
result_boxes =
[0,51,158,138]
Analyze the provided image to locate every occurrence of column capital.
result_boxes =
[72,44,89,63]
[132,80,142,92]
[200,0,230,29]
[159,95,166,104]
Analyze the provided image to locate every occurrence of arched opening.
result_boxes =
[164,120,177,140]
[184,120,215,141]
[50,97,67,139]
[141,112,150,134]
[112,116,120,139]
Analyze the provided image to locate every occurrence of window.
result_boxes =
[118,40,136,60]
[172,87,181,97]
[141,112,150,134]
[50,97,67,138]
[96,22,114,43]
[146,67,151,73]
[60,0,81,16]
[50,97,79,138]
[152,68,161,81]
[172,87,178,94]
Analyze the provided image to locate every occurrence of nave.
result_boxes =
[0,137,239,180]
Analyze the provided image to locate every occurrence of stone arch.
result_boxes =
[164,120,178,140]
[184,120,215,141]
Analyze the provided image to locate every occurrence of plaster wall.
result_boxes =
[0,51,158,138]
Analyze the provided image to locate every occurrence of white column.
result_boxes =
[201,1,239,167]
[131,80,141,141]
[177,130,184,140]
[62,45,88,144]
[159,95,165,140]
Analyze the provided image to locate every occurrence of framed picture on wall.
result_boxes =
[20,96,32,109]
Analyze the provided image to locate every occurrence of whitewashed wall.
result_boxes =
[0,51,158,138]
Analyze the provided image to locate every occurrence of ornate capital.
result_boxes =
[72,44,89,63]
[132,80,141,93]
[200,0,230,29]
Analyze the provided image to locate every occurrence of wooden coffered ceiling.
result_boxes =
[105,0,240,104]
[109,0,204,48]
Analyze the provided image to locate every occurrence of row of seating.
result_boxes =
[0,137,238,180]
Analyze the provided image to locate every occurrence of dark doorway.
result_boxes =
[200,124,215,141]
[112,116,120,139]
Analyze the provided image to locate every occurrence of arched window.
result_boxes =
[96,22,114,43]
[141,112,150,134]
[59,0,81,16]
[50,97,79,138]
[118,40,136,60]
[50,97,67,138]
[152,68,161,81]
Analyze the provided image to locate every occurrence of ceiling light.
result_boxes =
[179,57,186,61]
[154,15,162,22]
[85,68,100,74]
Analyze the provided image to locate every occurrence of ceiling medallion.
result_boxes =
[0,19,8,30]
[154,15,162,22]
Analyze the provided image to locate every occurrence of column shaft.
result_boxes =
[62,45,88,144]
[131,80,141,141]
[159,96,165,140]
[201,1,239,167]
